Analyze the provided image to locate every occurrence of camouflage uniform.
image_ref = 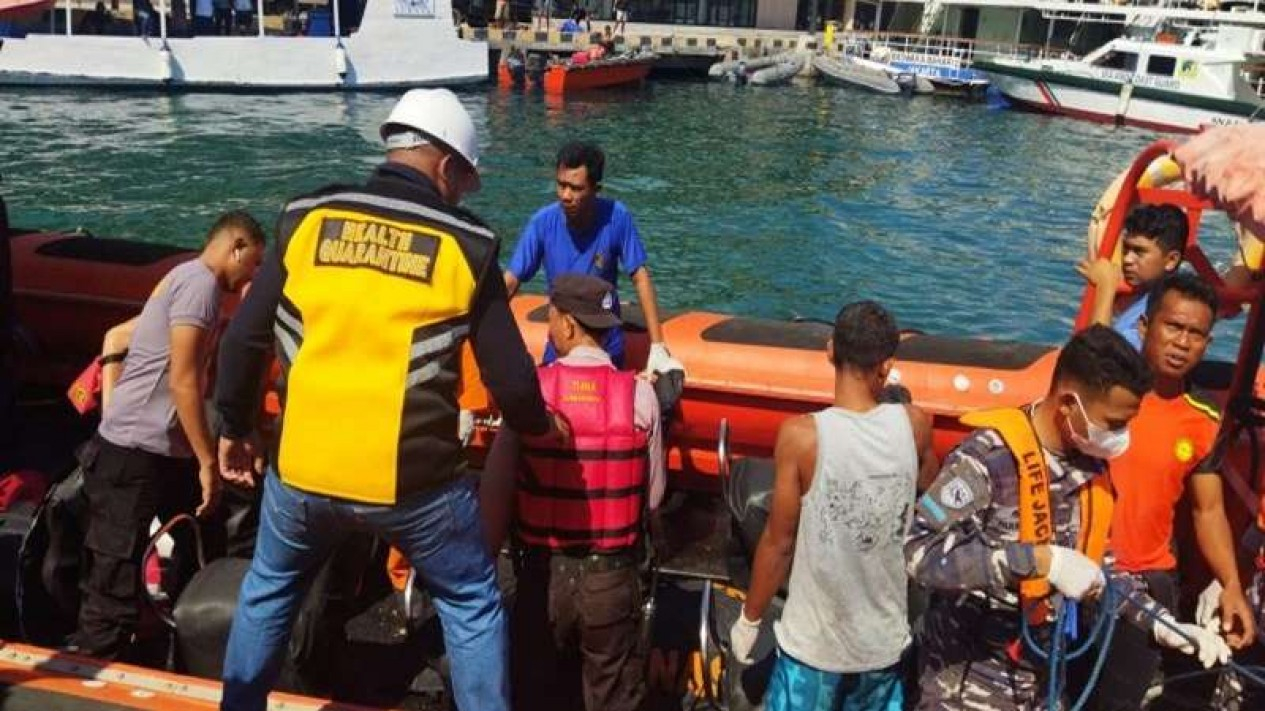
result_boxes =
[905,421,1156,711]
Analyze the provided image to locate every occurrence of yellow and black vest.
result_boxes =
[270,166,496,504]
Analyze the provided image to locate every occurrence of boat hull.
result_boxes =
[977,59,1260,133]
[542,57,652,94]
[0,9,487,90]
[813,55,901,94]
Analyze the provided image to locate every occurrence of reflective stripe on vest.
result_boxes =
[518,363,647,552]
[276,205,478,504]
[960,408,1113,622]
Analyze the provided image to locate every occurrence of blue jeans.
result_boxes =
[764,647,904,711]
[221,472,508,711]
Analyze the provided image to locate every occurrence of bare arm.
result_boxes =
[100,316,138,411]
[170,324,215,467]
[480,427,520,556]
[1076,257,1122,328]
[503,270,520,298]
[1190,472,1256,647]
[742,415,813,621]
[631,267,665,344]
[906,404,939,492]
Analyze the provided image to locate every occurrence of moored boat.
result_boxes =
[541,51,655,94]
[0,0,486,90]
[747,55,803,86]
[813,54,903,94]
[975,25,1265,133]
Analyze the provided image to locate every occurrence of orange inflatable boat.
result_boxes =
[6,138,1265,709]
[9,142,1265,495]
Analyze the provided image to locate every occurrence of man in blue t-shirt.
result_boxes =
[505,142,680,375]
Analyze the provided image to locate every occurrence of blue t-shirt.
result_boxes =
[507,198,648,365]
[1112,293,1149,350]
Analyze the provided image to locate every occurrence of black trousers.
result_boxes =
[511,554,646,711]
[1085,569,1179,711]
[74,436,201,659]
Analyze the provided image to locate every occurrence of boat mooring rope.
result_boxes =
[1022,565,1265,711]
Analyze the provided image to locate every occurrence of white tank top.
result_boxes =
[772,404,918,673]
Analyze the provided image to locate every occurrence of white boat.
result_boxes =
[975,24,1265,133]
[813,53,931,94]
[749,55,804,86]
[0,0,487,89]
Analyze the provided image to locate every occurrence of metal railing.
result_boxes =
[836,30,1069,65]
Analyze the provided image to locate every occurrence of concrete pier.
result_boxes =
[465,22,821,71]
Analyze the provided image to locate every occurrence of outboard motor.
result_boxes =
[525,52,547,84]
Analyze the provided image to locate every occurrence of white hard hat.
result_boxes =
[380,89,481,185]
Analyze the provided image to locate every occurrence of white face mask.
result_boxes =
[1067,392,1131,460]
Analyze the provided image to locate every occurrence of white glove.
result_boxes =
[458,409,475,447]
[1153,616,1233,669]
[645,343,685,376]
[728,613,762,664]
[1045,546,1105,601]
[1195,580,1224,629]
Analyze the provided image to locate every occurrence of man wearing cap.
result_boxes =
[504,141,682,378]
[482,273,665,711]
[214,88,564,711]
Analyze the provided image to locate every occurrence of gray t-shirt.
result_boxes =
[99,259,219,459]
[773,404,918,673]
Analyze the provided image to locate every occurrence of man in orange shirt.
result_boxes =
[1089,273,1256,711]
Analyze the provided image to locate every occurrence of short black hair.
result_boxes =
[1145,272,1219,323]
[1123,204,1189,255]
[830,300,899,371]
[208,210,266,246]
[556,142,605,185]
[1052,325,1152,399]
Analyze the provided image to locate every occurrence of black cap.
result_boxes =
[550,274,621,330]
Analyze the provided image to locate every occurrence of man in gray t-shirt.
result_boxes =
[72,211,265,660]
[728,301,936,710]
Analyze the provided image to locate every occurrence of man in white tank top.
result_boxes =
[729,301,937,710]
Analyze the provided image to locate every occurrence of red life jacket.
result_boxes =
[517,362,648,552]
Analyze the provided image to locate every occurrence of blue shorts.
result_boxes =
[764,648,904,711]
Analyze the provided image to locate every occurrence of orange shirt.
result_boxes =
[1110,390,1220,573]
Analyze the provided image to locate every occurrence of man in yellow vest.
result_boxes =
[213,89,564,711]
[905,325,1231,710]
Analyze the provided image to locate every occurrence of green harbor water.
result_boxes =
[0,82,1245,356]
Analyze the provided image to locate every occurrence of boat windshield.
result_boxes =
[1093,49,1139,71]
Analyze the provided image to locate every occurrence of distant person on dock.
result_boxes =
[504,141,683,378]
[1084,273,1255,711]
[482,273,663,711]
[192,0,214,34]
[534,0,551,30]
[233,0,254,34]
[571,2,591,32]
[613,0,627,35]
[906,325,1230,710]
[133,0,155,36]
[69,211,266,661]
[1078,204,1188,349]
[213,88,564,711]
[212,0,232,34]
[728,300,935,711]
[494,0,510,29]
[78,2,113,34]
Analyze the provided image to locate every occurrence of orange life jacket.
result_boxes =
[960,408,1113,622]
